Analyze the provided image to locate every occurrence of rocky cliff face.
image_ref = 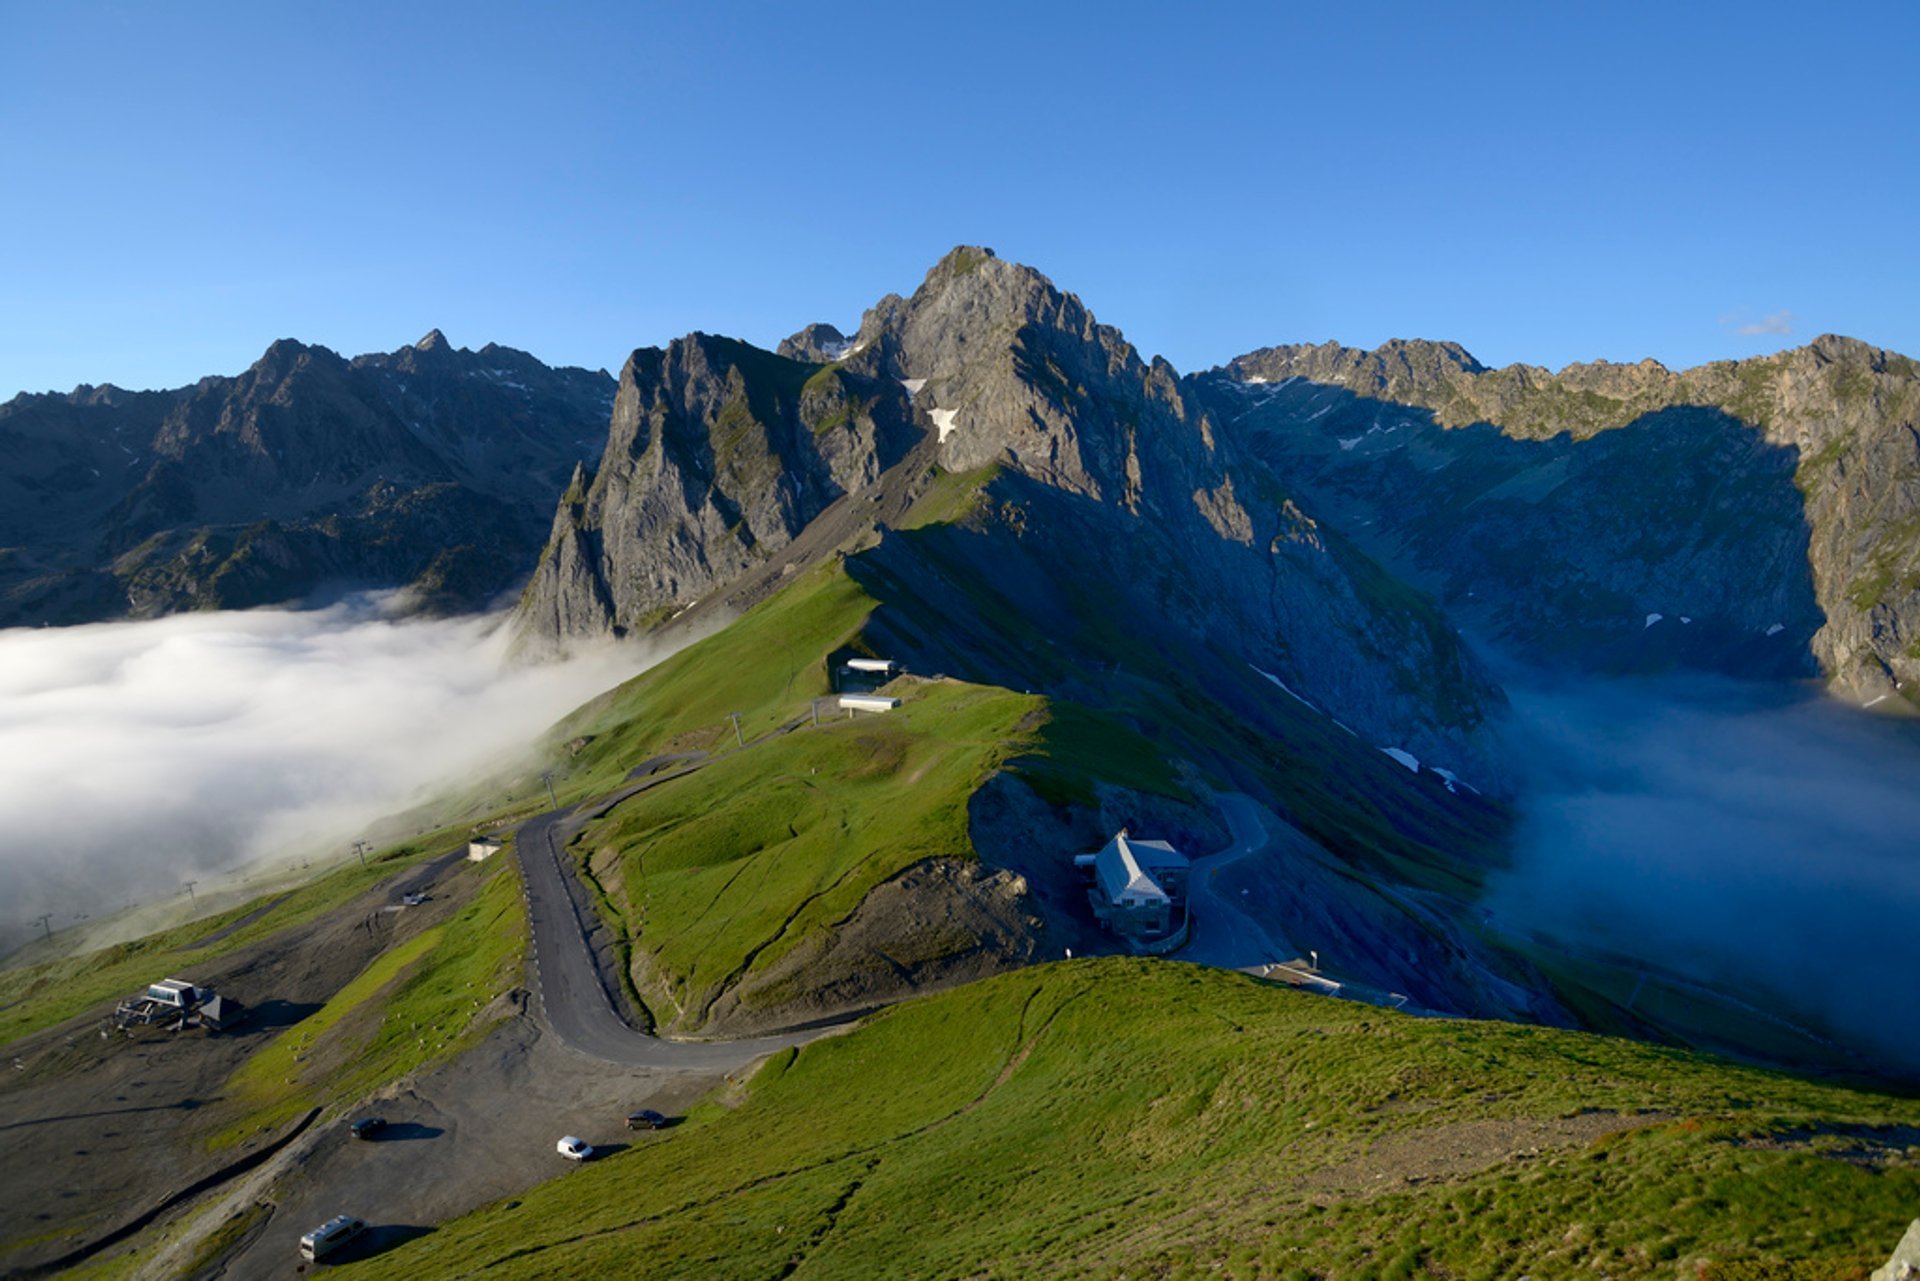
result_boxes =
[0,332,613,623]
[513,333,920,651]
[518,248,1513,787]
[1218,337,1920,704]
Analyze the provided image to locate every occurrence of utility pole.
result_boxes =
[542,770,559,810]
[810,698,820,727]
[353,840,369,870]
[182,881,198,907]
[729,712,744,748]
[30,913,51,944]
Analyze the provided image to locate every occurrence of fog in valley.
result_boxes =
[1489,671,1920,1075]
[0,598,654,956]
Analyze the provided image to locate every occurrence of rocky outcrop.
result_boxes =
[694,857,1043,1036]
[512,333,919,651]
[1875,1219,1920,1281]
[1220,336,1920,703]
[0,331,614,623]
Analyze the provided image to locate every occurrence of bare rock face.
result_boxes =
[775,322,851,363]
[515,248,1514,785]
[512,333,919,653]
[1874,1219,1920,1281]
[1222,335,1920,704]
[837,247,1221,507]
[0,331,615,623]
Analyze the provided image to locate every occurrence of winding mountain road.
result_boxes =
[514,768,832,1070]
[1181,794,1301,970]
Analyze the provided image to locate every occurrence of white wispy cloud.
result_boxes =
[0,599,663,951]
[1720,308,1794,337]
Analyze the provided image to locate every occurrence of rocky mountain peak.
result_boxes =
[256,337,318,374]
[776,322,849,363]
[416,327,451,352]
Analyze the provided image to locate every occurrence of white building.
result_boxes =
[1084,830,1189,937]
[468,835,504,862]
[839,694,901,715]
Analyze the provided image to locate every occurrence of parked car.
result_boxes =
[626,1109,667,1130]
[401,892,427,907]
[348,1116,387,1140]
[557,1135,594,1161]
[299,1214,367,1262]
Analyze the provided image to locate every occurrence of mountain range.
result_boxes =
[0,330,613,624]
[7,247,1920,1279]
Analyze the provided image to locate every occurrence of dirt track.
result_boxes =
[182,1010,720,1279]
[0,852,464,1277]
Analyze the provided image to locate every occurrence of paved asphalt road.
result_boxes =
[514,787,829,1071]
[1180,794,1300,970]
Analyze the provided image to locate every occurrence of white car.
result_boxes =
[557,1135,594,1161]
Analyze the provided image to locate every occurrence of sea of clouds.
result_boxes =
[0,598,656,953]
[1488,670,1920,1074]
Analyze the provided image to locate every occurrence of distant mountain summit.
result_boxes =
[1213,335,1920,702]
[514,246,1510,787]
[0,333,614,624]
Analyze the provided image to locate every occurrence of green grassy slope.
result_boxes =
[209,849,526,1148]
[538,542,1200,1030]
[345,959,1920,1280]
[580,679,1042,1029]
[0,823,482,1047]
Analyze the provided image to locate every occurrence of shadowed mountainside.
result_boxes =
[1211,337,1920,705]
[0,330,614,623]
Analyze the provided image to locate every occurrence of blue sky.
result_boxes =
[3,1,1916,399]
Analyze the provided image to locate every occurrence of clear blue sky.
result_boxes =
[3,1,1916,399]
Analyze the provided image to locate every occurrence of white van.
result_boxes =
[298,1214,367,1262]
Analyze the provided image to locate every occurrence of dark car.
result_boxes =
[349,1116,387,1140]
[626,1109,667,1130]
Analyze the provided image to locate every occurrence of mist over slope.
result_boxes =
[1490,670,1920,1073]
[0,598,648,953]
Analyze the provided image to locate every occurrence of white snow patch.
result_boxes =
[1865,694,1891,708]
[929,408,960,443]
[1245,375,1270,385]
[1681,616,1693,625]
[1333,720,1358,737]
[1381,747,1421,773]
[1645,613,1664,628]
[1337,437,1362,451]
[1431,767,1480,796]
[1250,664,1319,711]
[1305,404,1333,421]
[899,378,926,396]
[825,337,869,362]
[1766,623,1785,636]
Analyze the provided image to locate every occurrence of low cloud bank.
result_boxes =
[0,599,654,952]
[1488,672,1920,1073]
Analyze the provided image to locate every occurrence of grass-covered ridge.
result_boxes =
[344,959,1920,1280]
[581,679,1043,1030]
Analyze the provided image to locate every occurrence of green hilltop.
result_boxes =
[344,959,1920,1280]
